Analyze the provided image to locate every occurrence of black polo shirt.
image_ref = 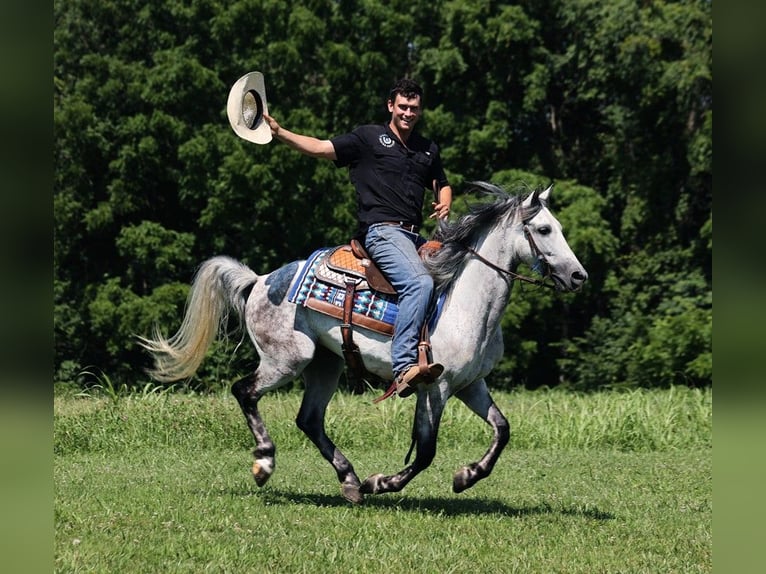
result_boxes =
[331,124,449,236]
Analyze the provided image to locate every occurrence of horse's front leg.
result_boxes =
[361,388,445,495]
[452,378,510,493]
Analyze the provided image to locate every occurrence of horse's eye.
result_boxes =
[537,225,551,235]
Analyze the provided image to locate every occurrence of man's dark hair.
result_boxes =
[388,78,423,102]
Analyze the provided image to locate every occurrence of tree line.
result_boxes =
[54,0,712,390]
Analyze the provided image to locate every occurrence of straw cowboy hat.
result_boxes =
[226,71,272,144]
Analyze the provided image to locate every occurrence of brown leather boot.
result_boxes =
[395,363,444,398]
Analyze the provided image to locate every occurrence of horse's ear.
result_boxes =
[538,183,553,205]
[522,188,541,209]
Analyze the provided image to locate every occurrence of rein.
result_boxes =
[463,224,555,290]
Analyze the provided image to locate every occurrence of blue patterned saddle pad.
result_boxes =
[287,247,443,336]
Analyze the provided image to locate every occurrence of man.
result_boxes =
[263,78,452,398]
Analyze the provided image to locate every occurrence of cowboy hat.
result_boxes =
[226,71,272,144]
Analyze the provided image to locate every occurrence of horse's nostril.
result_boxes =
[573,270,588,282]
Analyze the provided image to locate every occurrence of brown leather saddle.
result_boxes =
[311,238,442,396]
[316,238,443,295]
[317,240,397,295]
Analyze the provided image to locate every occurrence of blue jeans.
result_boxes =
[364,223,435,376]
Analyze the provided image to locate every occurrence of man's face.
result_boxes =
[388,93,421,135]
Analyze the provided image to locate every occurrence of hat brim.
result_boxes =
[227,71,272,144]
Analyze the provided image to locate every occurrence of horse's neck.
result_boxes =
[445,224,522,338]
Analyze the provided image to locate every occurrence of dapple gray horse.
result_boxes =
[140,182,587,504]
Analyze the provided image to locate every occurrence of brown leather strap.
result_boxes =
[417,323,432,377]
[340,279,366,394]
[350,238,368,259]
[341,279,358,339]
[373,379,398,403]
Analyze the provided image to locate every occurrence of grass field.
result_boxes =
[54,386,711,573]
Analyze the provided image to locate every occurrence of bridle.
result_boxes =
[463,223,556,290]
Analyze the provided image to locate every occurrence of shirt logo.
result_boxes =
[378,134,395,148]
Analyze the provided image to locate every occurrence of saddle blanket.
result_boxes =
[287,247,444,336]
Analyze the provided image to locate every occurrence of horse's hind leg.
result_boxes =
[231,358,308,487]
[296,347,364,504]
[452,378,510,493]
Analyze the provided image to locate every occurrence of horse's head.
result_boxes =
[520,185,588,291]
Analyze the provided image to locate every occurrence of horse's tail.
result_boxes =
[138,256,258,382]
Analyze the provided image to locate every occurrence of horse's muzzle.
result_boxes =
[553,269,588,291]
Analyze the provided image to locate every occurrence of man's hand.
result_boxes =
[262,113,280,137]
[430,201,450,220]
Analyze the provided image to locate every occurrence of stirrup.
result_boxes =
[374,363,444,403]
[396,362,443,397]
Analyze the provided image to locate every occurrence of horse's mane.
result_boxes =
[424,181,543,293]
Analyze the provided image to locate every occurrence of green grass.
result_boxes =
[55,386,711,573]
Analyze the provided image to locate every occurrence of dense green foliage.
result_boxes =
[54,0,712,389]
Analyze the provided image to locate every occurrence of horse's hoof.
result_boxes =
[342,483,364,505]
[252,459,273,487]
[360,473,385,494]
[452,465,475,493]
[453,475,468,493]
